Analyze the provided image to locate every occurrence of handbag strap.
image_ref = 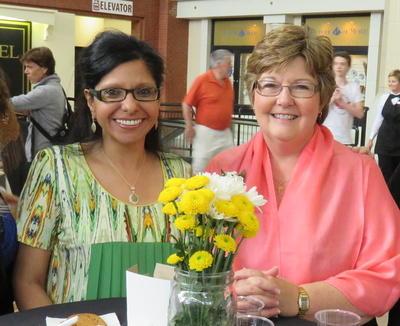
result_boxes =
[30,87,70,141]
[30,116,53,141]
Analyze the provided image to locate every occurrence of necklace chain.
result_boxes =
[273,176,289,196]
[102,148,145,205]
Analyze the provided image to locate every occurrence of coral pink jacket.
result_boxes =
[206,125,400,316]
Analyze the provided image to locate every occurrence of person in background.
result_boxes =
[206,25,400,325]
[13,31,191,310]
[11,47,65,162]
[182,49,234,174]
[366,69,400,326]
[0,67,18,315]
[367,69,400,184]
[323,51,364,145]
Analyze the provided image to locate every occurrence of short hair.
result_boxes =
[210,49,233,69]
[388,69,400,82]
[20,47,55,75]
[333,51,352,67]
[73,31,165,151]
[245,25,335,124]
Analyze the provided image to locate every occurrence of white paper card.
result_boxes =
[46,312,120,326]
[153,263,175,281]
[126,270,171,326]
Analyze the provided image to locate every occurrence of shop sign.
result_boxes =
[0,20,31,96]
[214,20,264,46]
[305,16,370,47]
[92,0,133,16]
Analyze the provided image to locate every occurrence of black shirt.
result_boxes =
[375,93,400,156]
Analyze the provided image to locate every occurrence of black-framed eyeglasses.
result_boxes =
[89,87,160,103]
[254,80,319,98]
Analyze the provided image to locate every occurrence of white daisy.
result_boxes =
[201,172,246,200]
[245,186,268,207]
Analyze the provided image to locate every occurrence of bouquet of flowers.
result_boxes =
[158,171,267,326]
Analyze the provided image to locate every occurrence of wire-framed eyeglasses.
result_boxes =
[254,80,319,98]
[89,87,160,103]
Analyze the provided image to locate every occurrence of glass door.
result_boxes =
[238,53,252,105]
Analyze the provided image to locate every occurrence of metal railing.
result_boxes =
[64,100,367,157]
[159,104,369,161]
[159,103,259,161]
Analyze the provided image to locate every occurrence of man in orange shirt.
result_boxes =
[182,49,234,174]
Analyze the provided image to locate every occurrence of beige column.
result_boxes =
[263,14,301,33]
[378,0,400,93]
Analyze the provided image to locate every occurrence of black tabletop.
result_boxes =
[0,297,316,326]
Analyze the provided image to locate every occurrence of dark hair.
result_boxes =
[0,68,10,115]
[333,51,351,67]
[72,31,164,152]
[20,47,55,75]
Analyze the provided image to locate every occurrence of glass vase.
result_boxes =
[167,269,236,326]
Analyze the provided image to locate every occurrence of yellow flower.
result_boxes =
[237,211,260,238]
[167,253,184,265]
[197,188,215,201]
[185,175,209,190]
[231,194,254,212]
[165,178,186,188]
[189,251,213,271]
[158,186,183,204]
[215,200,239,218]
[194,226,204,237]
[241,229,258,238]
[174,215,197,231]
[180,190,211,214]
[214,234,237,253]
[162,202,178,215]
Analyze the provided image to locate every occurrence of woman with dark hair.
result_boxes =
[0,67,18,315]
[13,31,191,310]
[10,46,66,161]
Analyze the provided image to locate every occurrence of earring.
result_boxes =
[154,120,158,130]
[91,119,97,133]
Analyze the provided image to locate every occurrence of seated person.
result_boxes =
[206,25,400,324]
[13,31,191,310]
[0,68,19,315]
[0,189,17,315]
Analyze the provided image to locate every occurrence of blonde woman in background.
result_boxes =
[367,69,400,184]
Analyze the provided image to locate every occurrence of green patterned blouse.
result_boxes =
[17,143,191,304]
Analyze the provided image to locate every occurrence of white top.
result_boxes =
[323,81,364,144]
[369,92,400,140]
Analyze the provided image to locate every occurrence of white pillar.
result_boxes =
[186,19,211,89]
[263,14,300,33]
[364,12,383,137]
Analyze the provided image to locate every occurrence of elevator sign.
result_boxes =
[92,0,133,16]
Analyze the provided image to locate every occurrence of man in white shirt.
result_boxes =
[323,51,364,145]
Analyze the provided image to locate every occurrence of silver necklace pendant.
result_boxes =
[129,186,139,205]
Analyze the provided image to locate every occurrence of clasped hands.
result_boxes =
[234,266,299,318]
[331,88,347,108]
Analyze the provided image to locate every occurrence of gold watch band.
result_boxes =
[298,286,310,315]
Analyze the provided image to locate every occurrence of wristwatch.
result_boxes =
[297,286,310,315]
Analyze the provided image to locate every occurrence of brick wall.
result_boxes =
[0,0,188,104]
